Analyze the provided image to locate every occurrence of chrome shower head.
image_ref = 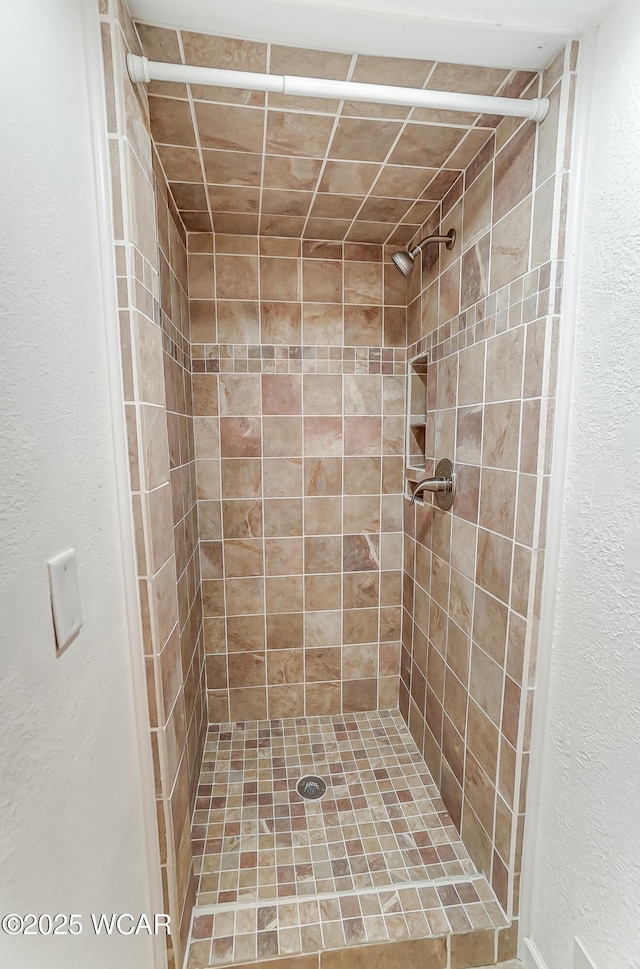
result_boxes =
[390,249,416,277]
[390,228,456,277]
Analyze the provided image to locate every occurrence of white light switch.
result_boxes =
[47,548,83,652]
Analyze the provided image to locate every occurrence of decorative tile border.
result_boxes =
[191,345,407,375]
[408,261,558,364]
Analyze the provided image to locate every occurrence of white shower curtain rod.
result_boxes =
[127,54,549,122]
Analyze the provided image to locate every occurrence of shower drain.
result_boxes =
[296,775,327,800]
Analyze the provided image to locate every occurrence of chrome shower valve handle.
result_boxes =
[410,458,456,510]
[410,475,450,501]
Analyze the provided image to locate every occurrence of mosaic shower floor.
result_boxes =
[186,709,510,969]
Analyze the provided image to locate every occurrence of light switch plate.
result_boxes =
[47,548,83,652]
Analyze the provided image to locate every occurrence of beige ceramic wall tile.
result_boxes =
[401,51,571,917]
[129,21,574,933]
[186,240,405,724]
[106,9,214,957]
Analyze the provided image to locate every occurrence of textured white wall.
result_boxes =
[0,2,156,967]
[527,1,640,967]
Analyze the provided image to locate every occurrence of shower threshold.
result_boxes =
[186,709,511,969]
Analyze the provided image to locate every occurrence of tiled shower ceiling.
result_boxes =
[136,24,536,244]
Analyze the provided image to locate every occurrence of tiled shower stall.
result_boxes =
[99,1,575,965]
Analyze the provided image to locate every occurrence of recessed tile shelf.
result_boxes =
[405,353,429,491]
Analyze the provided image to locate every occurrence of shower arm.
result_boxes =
[409,231,456,257]
[127,55,550,122]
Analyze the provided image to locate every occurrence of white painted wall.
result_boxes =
[525,1,640,967]
[0,2,158,967]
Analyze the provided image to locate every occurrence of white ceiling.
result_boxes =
[128,0,615,69]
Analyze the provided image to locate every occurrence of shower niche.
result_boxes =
[406,350,430,483]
